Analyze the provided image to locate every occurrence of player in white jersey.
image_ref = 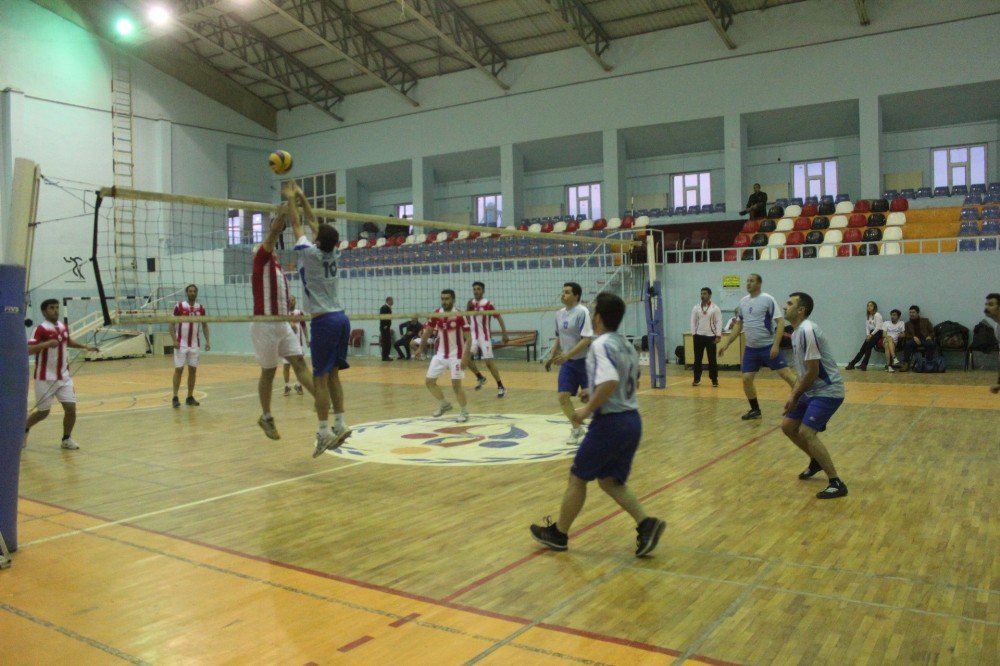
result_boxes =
[531,293,666,557]
[544,282,593,445]
[25,299,99,450]
[881,308,905,372]
[782,292,848,499]
[464,281,509,398]
[282,295,309,396]
[416,289,472,422]
[719,273,796,420]
[169,284,211,408]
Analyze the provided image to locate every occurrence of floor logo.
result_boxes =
[332,413,575,466]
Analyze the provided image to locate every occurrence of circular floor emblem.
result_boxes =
[332,413,576,465]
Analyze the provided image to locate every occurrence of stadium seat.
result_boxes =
[882,226,903,241]
[434,232,448,242]
[810,216,829,230]
[985,193,1000,204]
[606,218,622,231]
[794,217,813,231]
[687,205,700,215]
[541,222,555,233]
[886,212,906,226]
[863,227,883,242]
[775,198,789,207]
[843,228,863,243]
[804,230,824,245]
[834,201,854,214]
[837,245,853,257]
[817,245,836,258]
[714,202,726,213]
[767,232,787,247]
[741,219,760,234]
[960,207,982,221]
[801,203,819,217]
[882,242,901,255]
[866,213,886,227]
[801,245,817,258]
[835,193,851,203]
[784,204,802,218]
[959,220,980,236]
[701,204,714,214]
[578,219,594,232]
[983,220,1000,234]
[789,198,804,206]
[900,188,916,199]
[858,243,879,256]
[853,200,871,214]
[775,217,794,232]
[338,240,349,250]
[915,187,933,199]
[817,200,835,216]
[805,196,819,205]
[979,237,998,251]
[848,213,868,228]
[970,183,986,195]
[724,249,737,262]
[882,189,899,200]
[982,206,1000,220]
[552,221,567,233]
[933,186,951,197]
[819,194,834,204]
[404,234,416,245]
[823,229,843,245]
[528,223,542,233]
[621,217,635,229]
[959,238,979,252]
[758,247,781,261]
[750,233,768,247]
[566,220,581,232]
[634,216,650,228]
[870,198,889,213]
[674,206,687,216]
[964,194,983,206]
[593,218,608,231]
[758,219,777,233]
[767,204,785,219]
[415,233,428,244]
[889,197,909,212]
[951,185,968,197]
[457,230,470,240]
[733,234,751,248]
[786,231,806,245]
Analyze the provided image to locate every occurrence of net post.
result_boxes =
[91,192,112,326]
[642,232,666,388]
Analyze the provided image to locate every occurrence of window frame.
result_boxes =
[566,182,602,220]
[671,171,712,209]
[791,159,838,200]
[932,144,986,190]
[473,193,503,227]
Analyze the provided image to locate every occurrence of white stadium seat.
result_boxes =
[357,239,369,248]
[435,232,448,242]
[338,240,349,250]
[759,247,780,260]
[882,242,902,255]
[822,229,843,244]
[835,201,854,214]
[457,230,470,240]
[528,223,542,233]
[887,212,906,226]
[606,217,622,230]
[775,218,794,232]
[414,233,427,244]
[635,215,650,228]
[784,204,802,218]
[767,232,787,246]
[829,215,848,229]
[882,226,903,241]
[818,245,837,258]
[552,221,568,233]
[578,219,594,231]
[375,237,386,247]
[404,234,416,244]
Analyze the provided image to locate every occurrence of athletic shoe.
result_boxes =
[566,427,584,446]
[294,384,303,395]
[456,410,469,423]
[712,381,719,387]
[497,386,506,398]
[858,365,867,371]
[474,375,487,390]
[60,438,80,450]
[635,517,666,557]
[283,386,291,396]
[692,380,701,386]
[741,408,762,420]
[886,366,896,373]
[798,459,823,480]
[258,415,280,440]
[172,396,180,408]
[816,482,848,499]
[312,427,352,458]
[530,518,568,551]
[432,403,452,417]
[186,396,200,406]
[845,364,855,370]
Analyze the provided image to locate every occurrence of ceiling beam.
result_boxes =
[537,0,612,72]
[259,0,420,107]
[694,0,737,50]
[854,0,871,26]
[399,0,509,91]
[177,11,346,120]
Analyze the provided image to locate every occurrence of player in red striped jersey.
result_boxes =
[416,289,472,422]
[24,299,98,450]
[464,281,509,397]
[169,284,211,408]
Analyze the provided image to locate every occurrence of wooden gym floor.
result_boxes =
[5,354,999,665]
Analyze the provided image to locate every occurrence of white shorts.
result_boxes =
[250,321,304,369]
[426,355,465,381]
[468,338,494,360]
[35,378,76,411]
[173,347,200,368]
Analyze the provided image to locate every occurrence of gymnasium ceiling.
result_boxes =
[35,0,861,130]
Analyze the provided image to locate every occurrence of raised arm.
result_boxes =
[295,187,320,237]
[265,198,289,254]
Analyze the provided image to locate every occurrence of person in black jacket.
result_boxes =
[395,317,422,360]
[379,297,394,361]
[740,184,767,218]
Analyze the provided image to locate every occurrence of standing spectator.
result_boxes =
[740,183,768,218]
[379,297,394,362]
[395,317,422,360]
[983,293,999,393]
[898,305,936,372]
[846,301,884,371]
[170,284,210,407]
[882,309,905,372]
[718,273,796,420]
[690,287,722,387]
[781,292,848,499]
[24,299,99,450]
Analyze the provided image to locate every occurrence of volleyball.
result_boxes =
[269,150,293,174]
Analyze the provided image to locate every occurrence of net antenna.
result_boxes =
[91,187,647,346]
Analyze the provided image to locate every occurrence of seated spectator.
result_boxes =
[846,300,884,371]
[898,305,936,372]
[881,309,905,372]
[359,221,380,240]
[395,317,422,360]
[740,183,768,218]
[385,214,410,238]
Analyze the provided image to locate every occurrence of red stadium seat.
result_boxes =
[793,217,812,231]
[447,231,459,241]
[348,239,359,248]
[593,218,608,230]
[837,244,852,257]
[784,246,801,259]
[848,213,867,228]
[517,222,529,231]
[741,219,760,234]
[541,222,554,233]
[785,231,806,245]
[801,203,819,217]
[468,231,481,239]
[889,197,909,212]
[733,233,751,247]
[724,249,737,261]
[566,220,580,233]
[843,228,863,243]
[621,216,635,229]
[853,200,871,214]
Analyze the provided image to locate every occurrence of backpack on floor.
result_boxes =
[912,355,946,373]
[933,321,969,350]
[969,320,998,352]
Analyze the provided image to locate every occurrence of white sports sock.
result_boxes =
[318,420,330,434]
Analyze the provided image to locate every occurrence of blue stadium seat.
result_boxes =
[834,193,850,203]
[700,204,714,214]
[979,237,998,251]
[960,207,981,221]
[819,195,834,204]
[933,186,951,197]
[984,193,1000,204]
[959,220,980,236]
[982,206,1000,220]
[951,184,969,196]
[959,238,978,252]
[882,189,898,200]
[805,196,819,205]
[789,197,803,206]
[714,202,726,213]
[988,182,1000,194]
[687,205,701,215]
[900,188,916,199]
[775,198,790,207]
[982,219,1000,235]
[915,187,933,199]
[970,183,986,195]
[674,206,687,216]
[963,194,983,205]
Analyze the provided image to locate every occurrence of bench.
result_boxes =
[491,330,538,362]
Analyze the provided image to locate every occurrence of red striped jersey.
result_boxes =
[425,308,469,360]
[252,246,290,316]
[173,301,206,348]
[466,298,496,342]
[289,309,306,345]
[29,320,70,381]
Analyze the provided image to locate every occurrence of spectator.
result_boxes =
[395,317,422,360]
[882,309,905,372]
[846,301,884,371]
[690,287,722,387]
[898,305,936,372]
[359,221,379,240]
[379,297,394,362]
[385,214,410,238]
[983,293,999,393]
[740,183,767,218]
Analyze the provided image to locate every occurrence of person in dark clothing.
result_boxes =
[395,317,422,360]
[898,305,936,372]
[379,297,394,361]
[740,183,767,218]
[385,214,410,238]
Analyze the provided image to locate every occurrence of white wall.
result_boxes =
[882,121,1000,188]
[746,136,862,201]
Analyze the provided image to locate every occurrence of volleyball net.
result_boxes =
[91,186,650,329]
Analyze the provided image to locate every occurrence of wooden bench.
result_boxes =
[491,330,538,362]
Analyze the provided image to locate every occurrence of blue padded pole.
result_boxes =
[0,264,28,551]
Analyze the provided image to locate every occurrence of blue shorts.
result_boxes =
[786,394,844,432]
[741,345,789,373]
[557,357,588,396]
[310,311,351,376]
[571,410,642,483]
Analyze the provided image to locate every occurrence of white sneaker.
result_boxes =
[432,403,452,417]
[565,427,583,446]
[60,438,80,450]
[886,366,895,373]
[312,427,353,458]
[294,384,303,395]
[283,385,291,396]
[456,410,469,423]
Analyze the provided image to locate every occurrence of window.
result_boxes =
[294,172,337,212]
[933,145,986,189]
[792,160,837,200]
[567,183,601,220]
[225,209,265,245]
[474,194,502,227]
[395,203,413,219]
[672,172,711,208]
